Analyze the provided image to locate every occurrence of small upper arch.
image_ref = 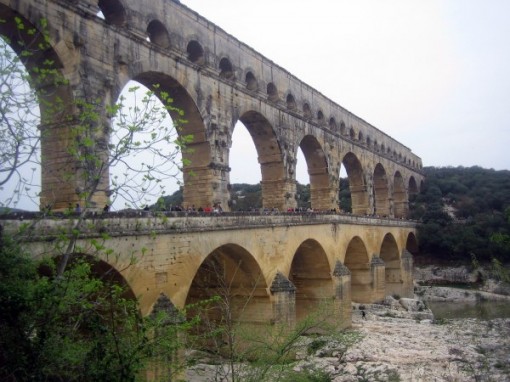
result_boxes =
[303,102,312,119]
[317,110,325,124]
[339,121,346,135]
[186,39,205,65]
[329,117,337,132]
[349,127,356,140]
[245,71,258,91]
[286,93,297,110]
[146,19,171,49]
[219,57,235,80]
[98,0,127,26]
[267,82,279,102]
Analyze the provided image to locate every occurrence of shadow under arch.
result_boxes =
[237,111,286,209]
[406,232,419,256]
[393,171,407,218]
[373,163,390,217]
[344,236,371,303]
[342,152,369,215]
[380,233,402,297]
[126,71,210,208]
[298,135,331,211]
[185,244,270,330]
[289,239,333,322]
[408,175,419,196]
[42,253,137,302]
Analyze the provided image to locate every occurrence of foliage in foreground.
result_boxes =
[0,232,188,381]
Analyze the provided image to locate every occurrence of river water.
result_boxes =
[428,300,510,320]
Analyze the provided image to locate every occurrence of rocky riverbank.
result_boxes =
[186,265,510,381]
[187,292,510,381]
[305,310,510,381]
[414,264,510,296]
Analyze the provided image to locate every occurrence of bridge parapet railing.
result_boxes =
[1,210,418,240]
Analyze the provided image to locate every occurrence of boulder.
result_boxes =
[399,298,426,312]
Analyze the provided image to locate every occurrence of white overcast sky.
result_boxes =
[181,0,510,179]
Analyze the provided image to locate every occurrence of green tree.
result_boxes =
[0,230,189,381]
[411,166,510,263]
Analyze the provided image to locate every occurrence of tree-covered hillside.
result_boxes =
[410,166,510,264]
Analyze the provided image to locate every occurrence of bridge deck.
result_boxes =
[1,211,418,239]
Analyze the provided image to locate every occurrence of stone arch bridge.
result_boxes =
[1,0,424,326]
[3,211,419,328]
[0,0,423,214]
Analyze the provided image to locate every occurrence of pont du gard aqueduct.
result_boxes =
[1,0,425,328]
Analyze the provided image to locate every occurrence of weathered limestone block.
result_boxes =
[371,256,386,303]
[270,272,296,327]
[332,261,352,329]
[401,250,414,298]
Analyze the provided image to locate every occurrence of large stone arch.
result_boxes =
[408,175,419,197]
[185,243,271,328]
[373,163,390,217]
[47,253,137,302]
[237,110,286,209]
[86,254,137,301]
[289,239,333,321]
[342,152,369,215]
[0,4,79,210]
[298,135,334,211]
[344,236,371,303]
[380,233,402,297]
[393,171,407,218]
[118,71,211,209]
[406,232,419,255]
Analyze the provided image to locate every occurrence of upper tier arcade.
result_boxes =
[1,0,424,216]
